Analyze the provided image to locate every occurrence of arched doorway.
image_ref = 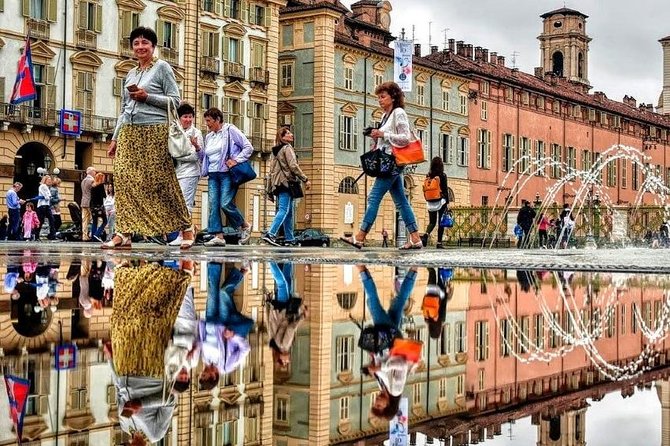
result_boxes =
[14,142,54,202]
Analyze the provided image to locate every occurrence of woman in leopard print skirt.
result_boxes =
[105,26,193,250]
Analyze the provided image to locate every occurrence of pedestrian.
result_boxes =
[36,175,56,240]
[516,200,536,248]
[340,81,422,250]
[560,212,575,249]
[381,228,389,247]
[422,267,454,339]
[537,212,550,248]
[164,282,199,394]
[201,107,254,247]
[6,182,24,240]
[105,26,193,250]
[49,176,62,232]
[90,172,107,241]
[103,183,116,242]
[262,127,311,246]
[22,202,39,241]
[168,102,203,248]
[80,167,98,241]
[421,156,450,248]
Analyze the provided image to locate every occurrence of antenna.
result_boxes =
[442,28,450,49]
[511,51,520,69]
[428,21,432,47]
[412,25,415,42]
[400,27,406,40]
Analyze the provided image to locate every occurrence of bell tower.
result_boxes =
[536,407,587,446]
[538,8,591,87]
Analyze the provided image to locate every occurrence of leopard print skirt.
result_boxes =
[111,264,190,377]
[114,123,191,235]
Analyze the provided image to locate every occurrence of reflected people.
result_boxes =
[198,262,253,391]
[108,261,191,444]
[357,265,419,420]
[422,267,454,339]
[267,262,308,366]
[165,279,199,394]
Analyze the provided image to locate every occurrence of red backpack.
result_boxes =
[423,176,441,201]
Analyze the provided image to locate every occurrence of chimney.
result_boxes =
[647,103,655,112]
[466,44,474,60]
[482,48,489,62]
[448,38,455,52]
[499,56,505,66]
[474,46,483,61]
[414,44,421,57]
[660,37,670,115]
[430,45,438,54]
[489,51,497,64]
[456,41,465,56]
[593,91,607,102]
[534,67,543,78]
[624,95,636,107]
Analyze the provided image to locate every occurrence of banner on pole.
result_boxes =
[4,375,31,442]
[393,40,413,92]
[388,397,408,446]
[10,36,37,105]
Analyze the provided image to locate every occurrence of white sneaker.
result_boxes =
[168,236,183,246]
[204,236,226,247]
[239,226,251,245]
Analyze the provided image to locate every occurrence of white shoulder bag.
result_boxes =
[166,99,193,159]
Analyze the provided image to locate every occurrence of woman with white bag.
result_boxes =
[421,157,450,249]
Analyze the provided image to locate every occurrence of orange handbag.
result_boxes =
[390,338,423,363]
[392,127,426,166]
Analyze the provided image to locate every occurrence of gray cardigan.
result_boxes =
[112,59,180,141]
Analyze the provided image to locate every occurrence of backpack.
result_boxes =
[423,176,441,201]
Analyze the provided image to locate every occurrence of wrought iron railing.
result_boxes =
[200,56,220,74]
[223,61,245,80]
[75,29,97,50]
[0,103,57,127]
[161,47,179,65]
[119,39,133,58]
[248,67,268,85]
[27,19,50,40]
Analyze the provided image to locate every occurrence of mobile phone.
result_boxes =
[126,84,139,92]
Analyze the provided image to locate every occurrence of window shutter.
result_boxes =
[486,132,491,169]
[238,40,244,64]
[121,11,132,38]
[248,4,256,24]
[338,115,344,149]
[86,72,94,91]
[212,32,220,56]
[174,23,180,51]
[264,7,271,27]
[588,108,596,122]
[38,395,48,414]
[94,3,102,33]
[202,31,210,55]
[223,0,230,17]
[75,73,85,109]
[112,77,122,96]
[22,0,30,17]
[78,1,87,30]
[156,20,165,47]
[0,0,4,12]
[246,101,253,117]
[511,135,516,167]
[241,0,249,22]
[222,36,229,61]
[45,65,56,85]
[263,104,269,120]
[47,0,58,21]
[214,0,223,15]
[0,78,4,101]
[477,131,482,167]
[44,85,56,111]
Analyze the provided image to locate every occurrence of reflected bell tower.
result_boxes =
[537,406,587,446]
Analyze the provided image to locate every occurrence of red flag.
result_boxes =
[4,375,31,441]
[10,37,37,105]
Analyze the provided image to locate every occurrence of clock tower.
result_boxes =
[538,8,591,87]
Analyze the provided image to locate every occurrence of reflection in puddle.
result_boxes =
[1,253,670,445]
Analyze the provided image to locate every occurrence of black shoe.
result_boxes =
[420,234,428,247]
[436,243,445,249]
[262,233,280,246]
[283,240,299,247]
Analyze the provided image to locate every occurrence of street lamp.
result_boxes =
[44,156,52,171]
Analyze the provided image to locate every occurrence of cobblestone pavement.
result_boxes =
[1,241,669,273]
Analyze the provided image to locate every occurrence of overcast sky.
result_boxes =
[342,0,669,107]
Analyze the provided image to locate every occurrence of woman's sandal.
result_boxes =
[180,227,195,250]
[339,236,365,249]
[101,233,131,250]
[399,239,423,250]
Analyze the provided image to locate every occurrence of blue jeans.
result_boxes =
[8,208,20,240]
[269,262,293,303]
[205,262,253,337]
[361,173,418,234]
[267,191,294,241]
[207,172,244,233]
[361,269,417,329]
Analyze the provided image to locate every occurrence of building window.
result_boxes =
[157,20,177,49]
[227,0,241,19]
[607,161,617,187]
[581,149,592,172]
[535,140,545,176]
[224,97,241,129]
[75,71,94,116]
[336,292,357,309]
[202,93,214,111]
[519,136,530,173]
[337,178,359,195]
[23,0,57,21]
[441,323,451,355]
[280,62,293,88]
[251,5,266,26]
[456,375,464,395]
[536,95,545,109]
[202,30,220,57]
[441,133,454,164]
[457,136,469,166]
[335,336,354,372]
[343,67,354,90]
[632,163,639,190]
[478,369,485,391]
[416,84,425,106]
[455,322,466,353]
[438,378,448,399]
[281,24,293,47]
[550,144,561,178]
[500,318,513,357]
[502,133,515,173]
[505,87,513,102]
[339,397,350,420]
[338,115,358,151]
[533,314,544,348]
[459,94,467,115]
[550,312,561,348]
[374,73,384,88]
[275,396,289,424]
[518,316,530,353]
[480,101,488,120]
[78,1,102,32]
[442,91,450,111]
[566,146,577,173]
[413,383,422,405]
[481,80,489,96]
[477,129,491,169]
[474,321,489,361]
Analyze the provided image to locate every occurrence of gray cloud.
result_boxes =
[342,0,669,106]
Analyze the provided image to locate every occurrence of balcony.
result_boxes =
[248,67,269,85]
[200,56,220,75]
[0,103,57,128]
[26,19,50,40]
[161,47,179,65]
[223,61,245,81]
[75,29,97,50]
[78,114,117,134]
[119,39,133,58]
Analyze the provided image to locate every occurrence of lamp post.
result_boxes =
[584,192,600,249]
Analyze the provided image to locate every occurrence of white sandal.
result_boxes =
[101,233,131,250]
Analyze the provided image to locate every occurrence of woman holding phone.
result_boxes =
[105,26,192,250]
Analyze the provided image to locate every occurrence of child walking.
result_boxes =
[22,202,39,241]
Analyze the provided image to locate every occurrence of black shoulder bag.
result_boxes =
[276,146,304,198]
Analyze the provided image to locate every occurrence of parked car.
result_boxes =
[197,226,242,245]
[294,228,330,247]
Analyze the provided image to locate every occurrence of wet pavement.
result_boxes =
[1,244,670,445]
